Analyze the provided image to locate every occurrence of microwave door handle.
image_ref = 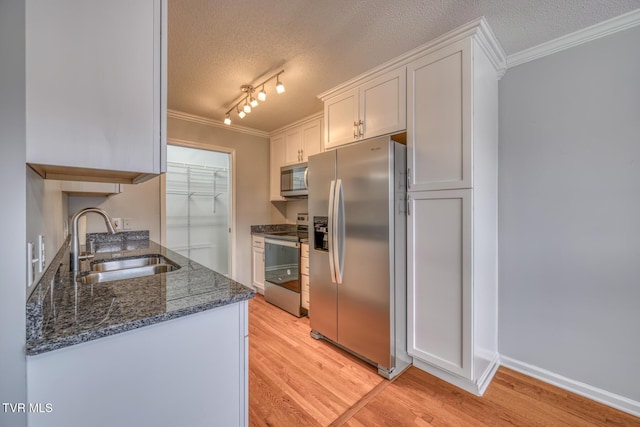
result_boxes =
[334,179,344,285]
[328,179,337,283]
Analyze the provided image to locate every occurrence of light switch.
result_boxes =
[124,218,132,230]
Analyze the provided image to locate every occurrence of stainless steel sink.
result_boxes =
[78,255,181,285]
[91,255,178,272]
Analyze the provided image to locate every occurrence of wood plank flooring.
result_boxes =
[249,295,640,426]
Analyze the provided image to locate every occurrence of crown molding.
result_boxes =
[507,8,640,69]
[167,109,270,138]
[269,111,323,136]
[318,16,507,100]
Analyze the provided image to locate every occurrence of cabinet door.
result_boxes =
[284,128,303,165]
[360,67,406,139]
[26,0,165,177]
[407,39,472,191]
[324,88,358,149]
[407,189,472,379]
[270,134,285,201]
[252,246,265,293]
[301,119,322,161]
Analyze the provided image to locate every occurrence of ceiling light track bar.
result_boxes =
[224,70,285,125]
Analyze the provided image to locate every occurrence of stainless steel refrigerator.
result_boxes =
[308,135,410,379]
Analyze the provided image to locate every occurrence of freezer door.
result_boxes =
[308,150,338,341]
[336,137,393,368]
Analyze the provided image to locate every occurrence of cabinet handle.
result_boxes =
[353,121,358,139]
[407,196,411,216]
[407,167,411,189]
[358,120,364,138]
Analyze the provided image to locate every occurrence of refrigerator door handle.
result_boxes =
[334,179,345,284]
[328,179,337,283]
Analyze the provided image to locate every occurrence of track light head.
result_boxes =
[276,75,285,94]
[224,114,231,125]
[258,86,267,101]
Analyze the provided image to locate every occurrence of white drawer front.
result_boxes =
[252,236,265,249]
[301,256,309,276]
[301,243,309,258]
[301,274,309,293]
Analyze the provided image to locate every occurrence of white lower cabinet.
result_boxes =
[252,236,265,293]
[300,243,310,312]
[27,302,249,427]
[407,189,498,395]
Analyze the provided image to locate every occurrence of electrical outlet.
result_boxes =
[112,218,122,231]
[124,218,132,230]
[38,235,45,273]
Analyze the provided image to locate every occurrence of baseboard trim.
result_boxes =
[412,354,500,396]
[500,355,640,418]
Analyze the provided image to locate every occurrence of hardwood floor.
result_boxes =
[249,295,639,426]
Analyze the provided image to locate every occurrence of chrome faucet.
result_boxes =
[71,207,117,276]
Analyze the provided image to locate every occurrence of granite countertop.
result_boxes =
[26,232,254,356]
[250,223,297,236]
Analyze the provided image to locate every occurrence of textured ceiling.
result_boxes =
[168,0,640,133]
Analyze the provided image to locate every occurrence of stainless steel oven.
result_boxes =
[264,238,301,316]
[263,213,308,317]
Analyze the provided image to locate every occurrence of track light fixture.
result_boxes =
[223,70,285,125]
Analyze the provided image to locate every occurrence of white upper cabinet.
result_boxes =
[301,119,322,161]
[322,68,406,149]
[26,0,167,184]
[269,134,285,201]
[270,113,323,201]
[284,128,304,165]
[407,39,471,191]
[283,118,323,165]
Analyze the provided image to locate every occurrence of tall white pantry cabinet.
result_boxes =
[406,21,505,395]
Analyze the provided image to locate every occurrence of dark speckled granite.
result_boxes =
[250,224,296,234]
[26,235,254,356]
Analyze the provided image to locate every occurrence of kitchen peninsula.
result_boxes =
[25,232,253,427]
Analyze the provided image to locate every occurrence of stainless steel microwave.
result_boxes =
[281,163,308,198]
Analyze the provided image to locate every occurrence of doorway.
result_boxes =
[164,144,233,275]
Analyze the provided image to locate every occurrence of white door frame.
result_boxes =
[162,138,237,279]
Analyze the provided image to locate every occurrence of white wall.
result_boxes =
[499,25,640,402]
[26,169,68,293]
[67,177,162,242]
[0,1,27,424]
[168,116,271,287]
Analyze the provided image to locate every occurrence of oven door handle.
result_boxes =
[265,238,300,248]
[328,179,337,283]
